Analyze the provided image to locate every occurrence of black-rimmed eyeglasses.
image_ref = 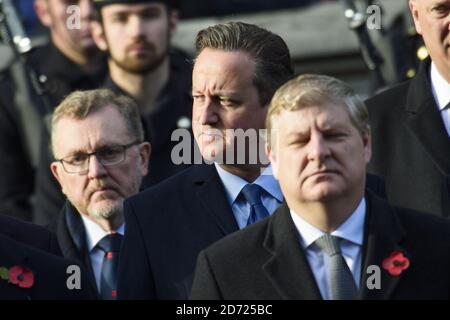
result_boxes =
[55,141,141,174]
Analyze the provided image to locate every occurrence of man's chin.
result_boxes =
[303,184,343,202]
[88,200,123,220]
[199,145,223,163]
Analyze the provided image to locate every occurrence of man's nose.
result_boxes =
[197,98,219,125]
[127,16,145,38]
[307,132,331,162]
[87,155,108,179]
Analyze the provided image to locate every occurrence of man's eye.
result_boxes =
[66,155,87,165]
[326,133,345,139]
[193,95,205,103]
[288,139,307,147]
[98,148,121,160]
[220,99,237,107]
[111,15,128,23]
[431,5,450,17]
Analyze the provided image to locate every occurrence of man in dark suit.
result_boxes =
[366,0,450,217]
[117,21,387,300]
[33,0,193,225]
[48,89,150,299]
[0,214,61,255]
[117,22,294,300]
[0,233,96,300]
[190,74,450,300]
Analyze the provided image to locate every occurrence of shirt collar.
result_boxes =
[81,215,125,252]
[214,163,283,205]
[290,197,366,249]
[430,62,450,111]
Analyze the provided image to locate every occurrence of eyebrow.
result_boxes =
[65,142,123,155]
[108,6,162,17]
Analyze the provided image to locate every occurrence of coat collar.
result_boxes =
[403,58,450,174]
[191,164,239,236]
[56,202,99,294]
[262,202,322,299]
[261,191,407,300]
[0,234,31,299]
[358,191,408,300]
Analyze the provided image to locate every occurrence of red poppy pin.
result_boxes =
[0,265,35,288]
[382,251,410,276]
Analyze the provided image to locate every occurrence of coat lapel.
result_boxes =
[57,202,99,294]
[0,234,31,300]
[193,164,239,235]
[403,60,450,175]
[359,191,408,300]
[262,203,322,300]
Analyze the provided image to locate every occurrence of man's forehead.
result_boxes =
[193,50,256,89]
[53,109,130,148]
[278,104,351,129]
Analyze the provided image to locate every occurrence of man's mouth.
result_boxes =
[308,169,338,179]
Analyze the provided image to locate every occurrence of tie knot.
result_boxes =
[241,184,264,207]
[97,233,123,253]
[315,234,342,256]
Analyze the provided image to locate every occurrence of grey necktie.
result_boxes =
[315,234,357,300]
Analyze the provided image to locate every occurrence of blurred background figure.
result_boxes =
[0,0,107,222]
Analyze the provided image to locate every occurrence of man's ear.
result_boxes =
[168,9,179,34]
[50,161,66,194]
[408,0,422,35]
[91,20,108,51]
[34,0,52,27]
[266,142,279,180]
[362,130,372,164]
[138,142,151,177]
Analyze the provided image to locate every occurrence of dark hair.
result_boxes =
[195,22,293,106]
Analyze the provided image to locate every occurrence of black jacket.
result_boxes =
[367,58,450,217]
[48,202,99,296]
[0,214,61,255]
[0,232,96,300]
[117,162,386,300]
[190,192,450,300]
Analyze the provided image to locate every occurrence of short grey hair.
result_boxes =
[51,89,144,153]
[266,74,370,147]
[195,21,293,106]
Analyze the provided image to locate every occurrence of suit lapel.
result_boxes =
[262,203,322,300]
[0,234,31,300]
[403,60,450,174]
[194,164,239,235]
[359,191,408,300]
[57,202,99,294]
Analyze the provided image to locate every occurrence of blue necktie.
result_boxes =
[96,233,123,300]
[241,184,270,226]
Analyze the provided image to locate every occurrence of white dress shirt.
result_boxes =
[290,198,366,300]
[430,62,450,137]
[81,215,125,291]
[214,163,283,229]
